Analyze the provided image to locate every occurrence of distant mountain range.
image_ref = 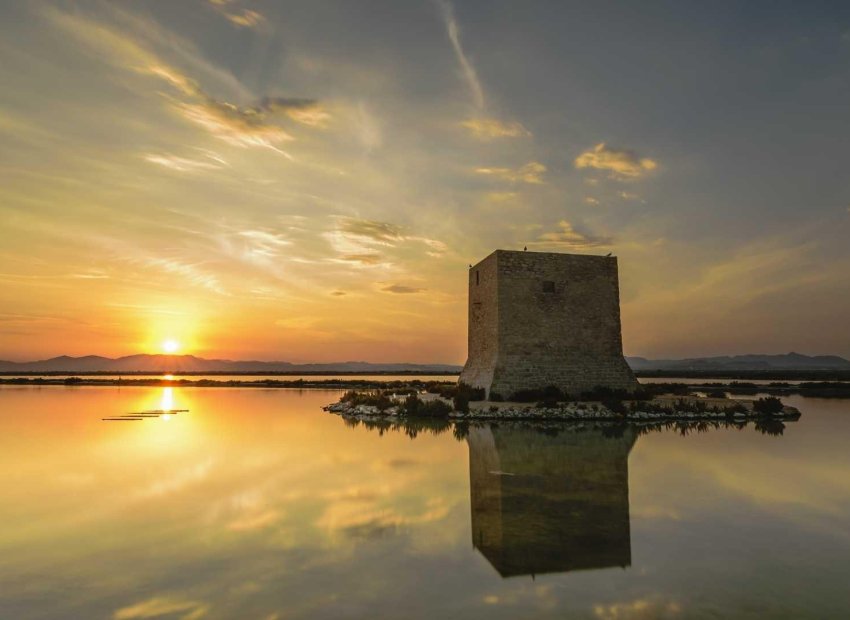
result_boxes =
[0,352,848,374]
[0,354,462,374]
[626,352,850,372]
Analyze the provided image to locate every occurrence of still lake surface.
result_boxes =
[1,385,849,619]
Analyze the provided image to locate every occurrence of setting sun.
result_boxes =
[162,339,180,354]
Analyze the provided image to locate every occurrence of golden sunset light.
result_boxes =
[2,4,850,617]
[0,1,846,365]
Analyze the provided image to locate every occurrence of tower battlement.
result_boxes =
[459,249,637,398]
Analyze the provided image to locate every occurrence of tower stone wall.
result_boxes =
[459,249,638,398]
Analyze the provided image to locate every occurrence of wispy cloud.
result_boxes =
[339,253,385,265]
[475,161,546,184]
[461,117,530,140]
[144,152,228,172]
[237,230,292,257]
[575,143,658,180]
[207,0,265,29]
[132,256,228,295]
[339,218,405,245]
[437,1,484,109]
[381,283,425,294]
[260,97,331,128]
[47,9,325,155]
[330,218,447,259]
[113,596,209,620]
[531,220,611,249]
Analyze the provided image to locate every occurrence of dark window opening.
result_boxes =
[476,271,480,285]
[542,280,555,293]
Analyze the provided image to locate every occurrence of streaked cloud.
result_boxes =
[260,97,331,128]
[176,99,293,153]
[575,143,658,180]
[461,117,530,140]
[113,596,209,620]
[144,152,228,173]
[339,218,404,245]
[475,161,546,184]
[133,257,228,296]
[339,253,385,266]
[237,230,292,257]
[207,0,265,29]
[437,0,484,109]
[50,11,325,154]
[532,220,611,249]
[381,284,425,294]
[330,218,447,260]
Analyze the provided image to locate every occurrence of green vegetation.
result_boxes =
[402,393,453,418]
[452,382,485,413]
[340,390,394,410]
[752,396,784,415]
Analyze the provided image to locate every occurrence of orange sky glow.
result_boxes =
[1,1,849,363]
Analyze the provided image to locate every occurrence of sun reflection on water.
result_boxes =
[160,387,174,411]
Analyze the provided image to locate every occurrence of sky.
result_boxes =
[1,0,849,363]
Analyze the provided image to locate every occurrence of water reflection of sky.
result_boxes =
[0,387,848,619]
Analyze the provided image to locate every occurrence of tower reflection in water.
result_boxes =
[467,425,636,578]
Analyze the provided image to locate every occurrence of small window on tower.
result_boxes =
[476,271,480,285]
[542,280,555,293]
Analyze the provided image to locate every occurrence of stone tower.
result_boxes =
[459,249,637,399]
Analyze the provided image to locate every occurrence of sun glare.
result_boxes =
[162,339,180,354]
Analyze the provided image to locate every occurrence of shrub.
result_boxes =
[424,382,457,398]
[457,382,485,401]
[451,382,484,412]
[724,402,748,418]
[453,392,470,413]
[488,392,504,402]
[601,398,627,415]
[510,385,565,403]
[402,393,420,416]
[706,390,728,399]
[752,397,784,415]
[401,394,452,418]
[340,390,393,410]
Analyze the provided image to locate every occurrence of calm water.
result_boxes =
[0,374,457,382]
[1,387,849,619]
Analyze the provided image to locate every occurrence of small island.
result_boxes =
[324,382,801,423]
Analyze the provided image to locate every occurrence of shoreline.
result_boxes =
[2,376,849,397]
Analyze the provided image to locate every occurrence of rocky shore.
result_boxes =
[324,393,801,422]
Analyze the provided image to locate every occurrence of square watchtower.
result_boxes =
[459,249,637,399]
